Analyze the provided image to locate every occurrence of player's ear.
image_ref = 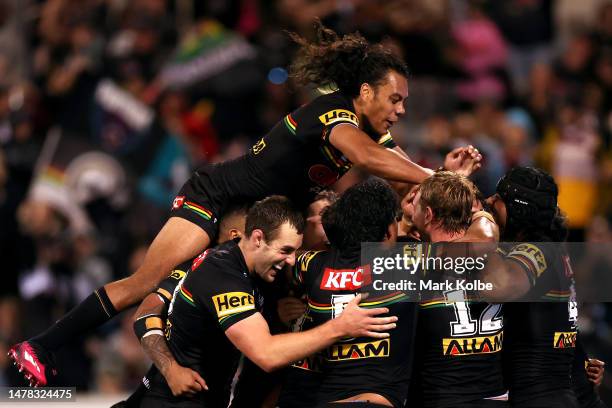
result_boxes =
[251,229,264,248]
[425,206,434,226]
[229,228,242,240]
[360,82,373,101]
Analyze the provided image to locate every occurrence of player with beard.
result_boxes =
[10,22,481,387]
[128,196,397,408]
[410,171,507,408]
[231,191,338,408]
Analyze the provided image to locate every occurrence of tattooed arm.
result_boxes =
[135,293,208,396]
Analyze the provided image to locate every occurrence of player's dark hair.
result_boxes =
[418,171,476,235]
[496,167,568,242]
[246,196,305,242]
[218,202,251,243]
[322,178,398,254]
[289,21,410,97]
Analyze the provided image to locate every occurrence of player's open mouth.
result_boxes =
[269,263,284,275]
[385,120,394,128]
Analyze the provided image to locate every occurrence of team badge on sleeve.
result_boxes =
[506,243,547,278]
[172,196,185,210]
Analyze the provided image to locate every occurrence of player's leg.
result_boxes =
[9,172,222,386]
[9,217,211,386]
[105,217,210,310]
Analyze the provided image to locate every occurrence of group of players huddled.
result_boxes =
[9,22,606,408]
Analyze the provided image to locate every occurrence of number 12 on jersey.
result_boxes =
[444,290,503,337]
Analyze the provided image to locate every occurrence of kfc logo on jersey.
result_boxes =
[191,249,211,270]
[320,265,372,290]
[172,196,185,210]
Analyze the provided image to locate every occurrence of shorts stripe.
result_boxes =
[183,201,213,220]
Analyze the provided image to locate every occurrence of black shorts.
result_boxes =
[169,169,225,242]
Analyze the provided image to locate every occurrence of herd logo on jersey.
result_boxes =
[553,331,577,349]
[326,339,390,361]
[506,243,547,277]
[212,292,255,318]
[252,138,266,155]
[320,266,372,291]
[442,332,503,356]
[318,109,359,127]
[172,196,185,210]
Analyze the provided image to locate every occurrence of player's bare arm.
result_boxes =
[135,293,207,397]
[226,294,397,373]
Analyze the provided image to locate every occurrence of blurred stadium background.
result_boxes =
[0,0,611,405]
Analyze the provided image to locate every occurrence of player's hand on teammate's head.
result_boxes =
[443,145,482,177]
[165,362,208,397]
[333,293,398,339]
[277,296,307,326]
[587,358,605,387]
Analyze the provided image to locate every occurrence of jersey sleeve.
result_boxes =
[190,264,258,331]
[504,243,548,287]
[315,94,360,143]
[377,131,397,149]
[155,261,190,305]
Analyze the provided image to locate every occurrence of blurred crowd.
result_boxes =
[0,0,611,400]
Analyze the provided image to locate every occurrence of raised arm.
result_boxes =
[330,125,482,186]
[329,124,433,184]
[225,294,397,373]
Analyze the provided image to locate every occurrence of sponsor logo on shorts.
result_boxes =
[553,331,577,349]
[172,196,185,210]
[320,266,372,291]
[212,292,255,318]
[326,339,390,361]
[442,332,503,356]
[318,109,359,127]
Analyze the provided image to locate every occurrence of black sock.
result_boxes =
[31,286,119,351]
